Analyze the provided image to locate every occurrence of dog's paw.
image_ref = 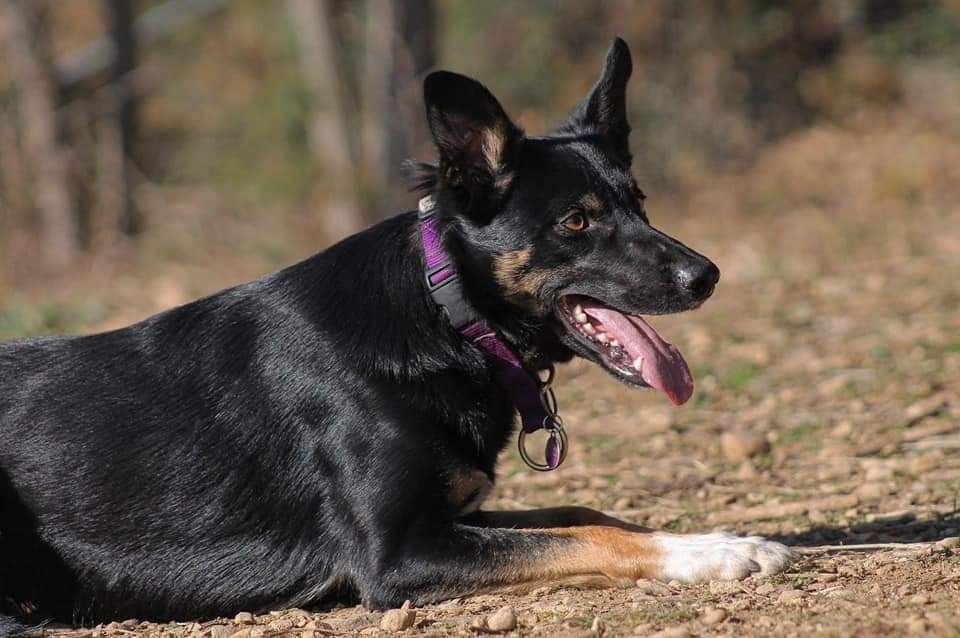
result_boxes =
[653,532,793,583]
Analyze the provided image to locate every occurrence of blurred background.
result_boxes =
[0,0,959,338]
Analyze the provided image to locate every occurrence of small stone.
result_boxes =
[120,620,139,630]
[635,579,672,596]
[206,626,233,638]
[721,431,770,462]
[735,461,758,480]
[856,482,891,500]
[486,605,517,632]
[755,583,777,596]
[234,612,255,625]
[590,616,605,635]
[613,496,632,511]
[906,616,928,634]
[380,601,417,632]
[826,588,856,600]
[708,580,739,595]
[648,628,690,638]
[777,589,804,604]
[909,593,931,606]
[700,607,727,626]
[817,572,838,583]
[936,537,960,550]
[908,453,942,476]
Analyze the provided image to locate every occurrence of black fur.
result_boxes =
[0,38,719,628]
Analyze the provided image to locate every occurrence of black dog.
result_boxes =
[0,38,790,633]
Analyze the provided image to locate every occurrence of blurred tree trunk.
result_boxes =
[2,0,81,267]
[286,0,366,240]
[362,0,434,220]
[0,101,29,232]
[103,0,143,237]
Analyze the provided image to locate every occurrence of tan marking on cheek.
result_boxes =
[493,248,532,293]
[492,248,559,310]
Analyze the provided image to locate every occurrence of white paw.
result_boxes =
[654,532,793,583]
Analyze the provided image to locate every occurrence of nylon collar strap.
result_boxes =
[417,196,566,470]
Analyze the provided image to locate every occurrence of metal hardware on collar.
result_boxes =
[518,363,567,471]
[417,196,568,471]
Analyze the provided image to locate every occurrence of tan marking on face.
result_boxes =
[492,248,553,308]
[447,467,493,515]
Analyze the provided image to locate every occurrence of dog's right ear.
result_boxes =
[423,71,522,192]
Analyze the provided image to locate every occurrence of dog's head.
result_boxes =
[421,38,719,405]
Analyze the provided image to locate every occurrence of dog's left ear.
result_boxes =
[563,37,633,162]
[423,71,522,192]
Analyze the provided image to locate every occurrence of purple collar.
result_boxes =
[417,196,567,471]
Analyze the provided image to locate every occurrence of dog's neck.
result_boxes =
[417,195,567,469]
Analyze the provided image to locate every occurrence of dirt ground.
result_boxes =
[34,115,960,637]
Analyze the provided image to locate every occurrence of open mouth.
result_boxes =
[558,295,694,405]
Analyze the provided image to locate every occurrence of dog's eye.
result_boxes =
[561,212,589,233]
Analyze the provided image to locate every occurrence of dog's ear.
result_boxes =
[423,71,522,192]
[564,37,633,161]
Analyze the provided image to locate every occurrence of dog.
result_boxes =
[0,38,790,633]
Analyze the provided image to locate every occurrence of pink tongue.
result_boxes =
[582,305,694,405]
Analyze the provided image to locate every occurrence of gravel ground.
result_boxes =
[32,115,960,637]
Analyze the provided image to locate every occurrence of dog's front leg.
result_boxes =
[361,522,791,608]
[463,506,648,531]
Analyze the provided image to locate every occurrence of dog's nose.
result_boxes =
[678,260,720,300]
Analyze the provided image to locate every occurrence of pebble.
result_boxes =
[826,588,856,600]
[856,482,891,500]
[206,626,233,638]
[777,589,804,604]
[721,431,770,462]
[905,616,928,635]
[908,593,931,606]
[380,600,417,632]
[700,607,727,626]
[735,460,759,480]
[234,612,255,625]
[936,536,960,550]
[708,580,740,595]
[590,616,605,636]
[755,582,777,596]
[486,605,517,632]
[648,628,690,638]
[635,579,672,596]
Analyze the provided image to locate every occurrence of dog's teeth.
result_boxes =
[632,356,644,371]
[596,332,608,344]
[609,339,621,349]
[582,323,596,335]
[573,305,587,323]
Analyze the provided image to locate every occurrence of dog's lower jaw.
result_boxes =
[651,532,793,583]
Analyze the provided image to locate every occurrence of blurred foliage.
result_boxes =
[2,0,960,338]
